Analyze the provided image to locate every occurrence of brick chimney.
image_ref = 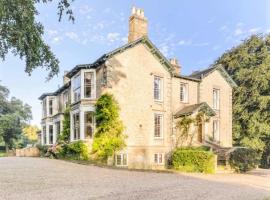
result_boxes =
[63,71,70,85]
[170,58,181,75]
[128,6,148,43]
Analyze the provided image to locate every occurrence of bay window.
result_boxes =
[85,112,94,139]
[72,75,81,103]
[84,72,94,98]
[49,99,53,116]
[43,126,46,145]
[73,113,80,140]
[49,125,53,144]
[42,99,47,117]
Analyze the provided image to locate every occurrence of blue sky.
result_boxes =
[1,0,270,126]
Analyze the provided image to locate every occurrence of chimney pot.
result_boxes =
[170,58,181,75]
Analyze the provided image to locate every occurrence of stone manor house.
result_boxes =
[39,7,236,169]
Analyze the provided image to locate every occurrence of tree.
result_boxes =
[0,83,32,152]
[0,0,73,79]
[215,34,270,168]
[92,94,126,162]
[23,125,39,142]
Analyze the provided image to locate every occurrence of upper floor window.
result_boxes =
[154,113,163,138]
[84,72,94,98]
[42,99,47,117]
[180,83,188,103]
[72,75,81,103]
[213,120,220,141]
[73,113,80,140]
[213,88,220,110]
[63,91,69,109]
[49,99,53,116]
[154,76,162,101]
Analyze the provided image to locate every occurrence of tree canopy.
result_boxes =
[215,34,270,168]
[0,0,73,79]
[0,82,32,151]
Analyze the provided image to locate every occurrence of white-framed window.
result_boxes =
[42,99,47,117]
[55,121,61,136]
[73,112,80,140]
[49,99,53,116]
[115,153,128,166]
[42,126,46,145]
[213,120,220,141]
[72,74,81,103]
[84,72,94,98]
[63,91,69,109]
[85,111,94,139]
[154,114,163,138]
[154,76,162,101]
[49,125,53,144]
[154,153,163,164]
[180,83,188,103]
[213,88,220,110]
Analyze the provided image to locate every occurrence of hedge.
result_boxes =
[172,148,216,173]
[229,147,260,172]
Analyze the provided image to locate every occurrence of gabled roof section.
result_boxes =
[38,82,70,100]
[189,64,237,88]
[174,102,216,118]
[173,74,201,82]
[66,36,174,78]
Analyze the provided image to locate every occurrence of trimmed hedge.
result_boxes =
[172,148,216,173]
[229,147,260,172]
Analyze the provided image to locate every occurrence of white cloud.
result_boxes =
[219,25,227,31]
[107,32,120,42]
[65,32,79,41]
[266,28,270,33]
[121,36,128,44]
[248,27,261,34]
[51,36,62,44]
[160,45,169,57]
[79,5,93,15]
[47,29,58,36]
[193,42,209,47]
[234,28,243,36]
[178,39,192,46]
[212,45,220,51]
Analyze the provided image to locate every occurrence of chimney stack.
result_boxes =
[128,6,148,43]
[63,71,70,84]
[170,58,181,75]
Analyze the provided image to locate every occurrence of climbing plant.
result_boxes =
[58,107,70,143]
[92,94,126,162]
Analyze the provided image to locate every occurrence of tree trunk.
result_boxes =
[5,143,9,153]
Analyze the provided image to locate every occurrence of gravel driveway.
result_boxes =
[0,157,269,200]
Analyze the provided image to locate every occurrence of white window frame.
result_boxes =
[72,112,80,141]
[213,120,220,141]
[42,125,46,145]
[154,113,163,139]
[42,98,47,118]
[48,125,54,145]
[154,76,163,102]
[213,88,220,110]
[180,83,188,103]
[154,153,164,165]
[115,153,128,166]
[48,99,53,116]
[84,111,95,139]
[72,73,81,103]
[84,71,95,99]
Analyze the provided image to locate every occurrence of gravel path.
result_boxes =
[0,157,269,200]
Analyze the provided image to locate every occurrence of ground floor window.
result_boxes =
[154,153,163,164]
[115,153,127,166]
[55,121,61,136]
[73,113,80,140]
[49,125,53,144]
[43,126,46,145]
[85,112,94,139]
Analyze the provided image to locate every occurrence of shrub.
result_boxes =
[36,144,49,157]
[172,148,216,173]
[60,140,90,161]
[229,147,260,172]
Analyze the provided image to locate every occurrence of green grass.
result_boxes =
[0,151,6,157]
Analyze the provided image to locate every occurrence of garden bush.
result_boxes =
[36,144,49,157]
[229,147,260,172]
[59,140,90,161]
[172,148,215,173]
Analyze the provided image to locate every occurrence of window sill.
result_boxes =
[154,137,164,140]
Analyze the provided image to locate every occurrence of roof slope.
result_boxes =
[66,36,174,78]
[174,102,215,118]
[189,64,237,88]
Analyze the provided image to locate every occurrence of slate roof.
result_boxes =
[174,102,215,118]
[38,82,70,100]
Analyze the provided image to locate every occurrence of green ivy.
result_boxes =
[58,107,70,143]
[92,94,126,162]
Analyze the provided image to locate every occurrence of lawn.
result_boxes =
[0,151,6,157]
